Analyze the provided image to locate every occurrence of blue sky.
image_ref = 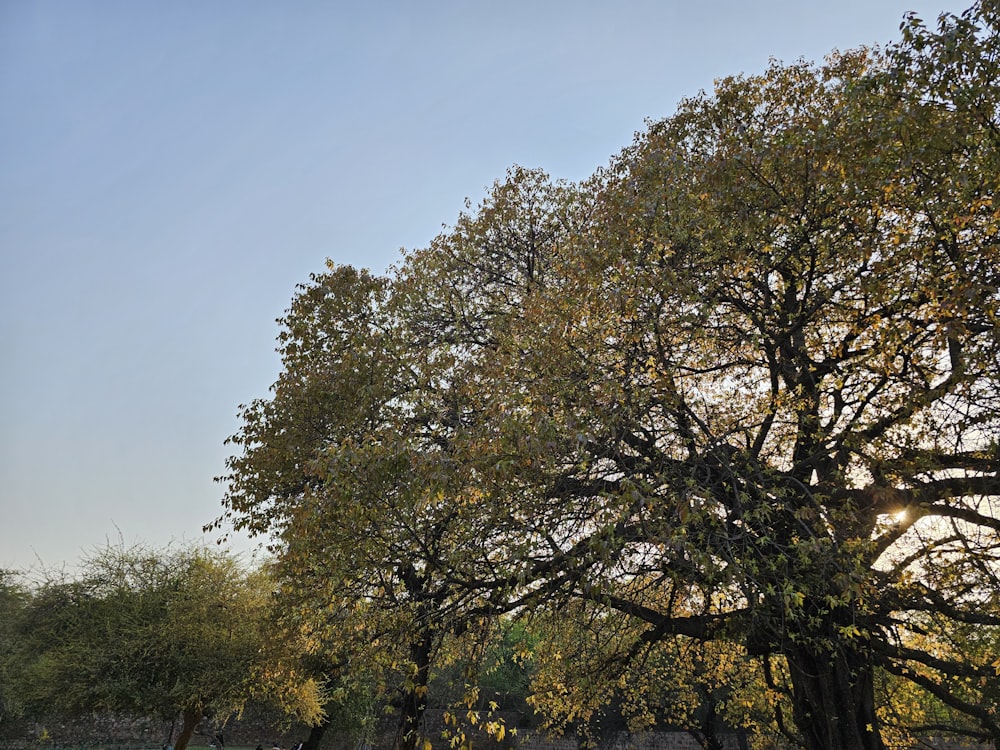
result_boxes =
[0,0,971,572]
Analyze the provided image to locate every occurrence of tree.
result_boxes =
[218,262,457,750]
[10,545,315,750]
[216,166,587,750]
[460,14,1000,750]
[218,6,1000,750]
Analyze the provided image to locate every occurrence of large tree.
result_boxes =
[219,6,1000,750]
[461,10,1000,750]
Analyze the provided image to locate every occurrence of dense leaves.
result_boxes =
[220,5,1000,750]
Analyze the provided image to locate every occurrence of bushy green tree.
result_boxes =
[11,545,322,750]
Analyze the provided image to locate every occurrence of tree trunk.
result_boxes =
[691,694,726,750]
[173,704,203,750]
[302,713,330,750]
[392,631,434,750]
[786,644,885,750]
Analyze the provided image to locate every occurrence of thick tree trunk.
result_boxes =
[392,632,434,750]
[173,704,203,750]
[786,644,884,750]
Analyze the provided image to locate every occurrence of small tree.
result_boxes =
[11,544,320,750]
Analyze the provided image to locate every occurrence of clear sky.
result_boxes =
[0,0,971,573]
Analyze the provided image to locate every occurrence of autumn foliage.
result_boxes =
[218,5,1000,750]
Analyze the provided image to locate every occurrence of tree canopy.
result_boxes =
[218,5,1000,750]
